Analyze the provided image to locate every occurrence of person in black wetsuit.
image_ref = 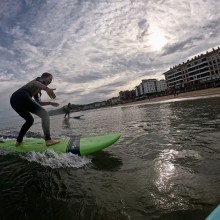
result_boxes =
[10,72,60,147]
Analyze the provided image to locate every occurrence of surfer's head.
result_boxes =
[41,72,53,85]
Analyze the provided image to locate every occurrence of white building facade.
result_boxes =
[164,47,220,90]
[135,79,167,97]
[156,79,167,92]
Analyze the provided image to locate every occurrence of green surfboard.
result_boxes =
[0,133,120,156]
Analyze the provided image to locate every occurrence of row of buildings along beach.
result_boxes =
[50,46,220,114]
[84,46,220,110]
[118,46,220,104]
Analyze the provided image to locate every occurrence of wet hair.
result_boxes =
[41,72,52,78]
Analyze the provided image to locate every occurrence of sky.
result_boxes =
[0,0,220,121]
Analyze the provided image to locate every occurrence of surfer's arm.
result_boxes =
[34,95,59,107]
[33,80,56,99]
[37,100,59,107]
[33,80,47,90]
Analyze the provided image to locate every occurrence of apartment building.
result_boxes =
[119,90,136,102]
[156,79,167,92]
[135,79,167,97]
[164,46,220,90]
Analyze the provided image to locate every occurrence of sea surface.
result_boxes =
[1,95,220,220]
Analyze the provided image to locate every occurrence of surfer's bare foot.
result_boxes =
[15,142,23,147]
[46,139,60,147]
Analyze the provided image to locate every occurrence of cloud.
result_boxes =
[0,0,220,122]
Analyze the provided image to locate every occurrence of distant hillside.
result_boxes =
[48,104,84,116]
[48,108,64,116]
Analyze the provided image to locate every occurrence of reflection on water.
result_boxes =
[62,118,71,129]
[0,96,220,219]
[154,149,177,193]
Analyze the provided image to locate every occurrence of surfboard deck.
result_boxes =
[0,133,120,156]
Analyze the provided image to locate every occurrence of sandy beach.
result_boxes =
[121,87,220,106]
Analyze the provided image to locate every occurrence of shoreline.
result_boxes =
[118,87,220,107]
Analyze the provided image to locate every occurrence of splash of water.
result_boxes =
[20,149,91,169]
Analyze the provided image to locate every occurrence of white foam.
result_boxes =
[0,150,9,156]
[20,149,91,168]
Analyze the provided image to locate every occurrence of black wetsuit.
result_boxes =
[10,78,51,143]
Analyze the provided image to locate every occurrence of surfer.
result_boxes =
[10,72,60,147]
[63,103,72,118]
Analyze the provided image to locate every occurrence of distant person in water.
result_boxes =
[10,72,60,147]
[63,103,72,118]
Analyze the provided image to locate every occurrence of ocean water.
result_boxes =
[0,95,220,220]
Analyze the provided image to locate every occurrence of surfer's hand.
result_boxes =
[50,102,59,107]
[46,87,56,99]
